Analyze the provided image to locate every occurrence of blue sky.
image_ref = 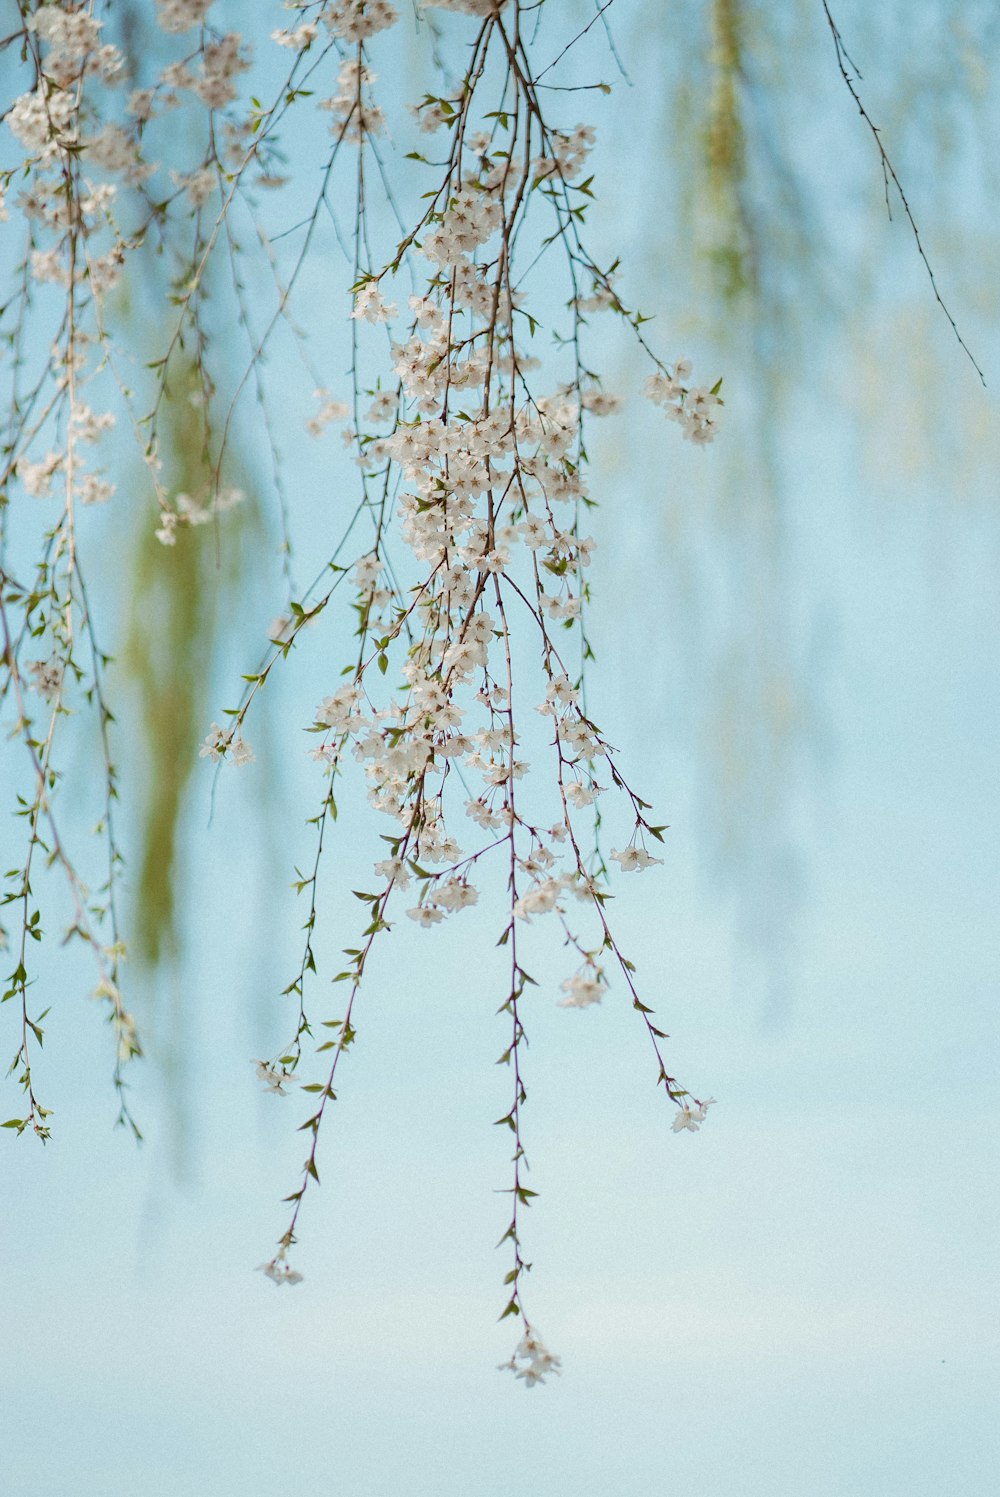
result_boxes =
[2,3,999,1493]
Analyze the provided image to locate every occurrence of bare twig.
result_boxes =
[822,0,986,386]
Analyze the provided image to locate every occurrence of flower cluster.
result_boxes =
[499,1328,562,1387]
[671,1097,717,1133]
[257,1242,304,1285]
[319,0,399,42]
[200,723,256,766]
[646,361,723,445]
[27,657,65,703]
[226,15,719,1379]
[320,57,385,140]
[2,0,717,1377]
[254,1059,295,1095]
[155,486,246,547]
[157,0,214,34]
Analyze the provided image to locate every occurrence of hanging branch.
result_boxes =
[821,0,986,385]
[1,0,729,1384]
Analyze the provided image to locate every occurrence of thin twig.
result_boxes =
[821,0,985,386]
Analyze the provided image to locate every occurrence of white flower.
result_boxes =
[671,1097,716,1133]
[354,554,383,590]
[581,389,622,416]
[8,87,77,154]
[188,34,250,111]
[558,968,607,1009]
[465,798,503,831]
[610,846,663,872]
[407,905,445,927]
[366,389,398,423]
[513,878,562,922]
[646,360,721,443]
[272,22,318,49]
[260,1262,303,1285]
[254,1059,293,1095]
[352,283,398,323]
[519,514,548,549]
[71,406,115,443]
[565,781,599,808]
[27,657,64,702]
[157,0,213,34]
[410,99,450,134]
[231,735,255,767]
[500,1326,562,1387]
[434,878,478,912]
[307,388,351,436]
[546,674,578,707]
[20,452,62,498]
[322,0,399,42]
[646,369,683,405]
[316,686,363,730]
[257,1240,304,1285]
[171,166,217,208]
[200,723,229,761]
[127,89,155,122]
[374,856,410,890]
[77,474,115,506]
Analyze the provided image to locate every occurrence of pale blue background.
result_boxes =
[2,3,999,1493]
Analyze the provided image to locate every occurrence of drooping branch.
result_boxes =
[821,0,985,385]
